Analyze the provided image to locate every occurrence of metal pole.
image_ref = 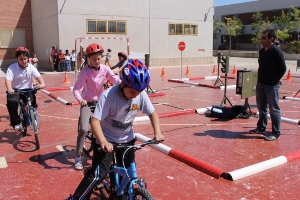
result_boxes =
[180,51,182,80]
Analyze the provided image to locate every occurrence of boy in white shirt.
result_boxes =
[5,47,45,134]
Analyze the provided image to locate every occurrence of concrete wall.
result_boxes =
[31,0,214,69]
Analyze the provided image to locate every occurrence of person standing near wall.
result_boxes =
[49,46,57,71]
[249,29,286,141]
[58,50,66,72]
[70,50,76,71]
[65,50,71,72]
[31,53,38,69]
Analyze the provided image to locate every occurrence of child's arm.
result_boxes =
[91,117,114,152]
[36,76,45,88]
[148,110,164,141]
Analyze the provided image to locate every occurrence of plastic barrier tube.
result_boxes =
[224,156,287,181]
[253,111,300,125]
[282,96,300,101]
[135,133,223,179]
[41,89,69,105]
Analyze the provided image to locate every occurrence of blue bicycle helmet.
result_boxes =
[121,59,150,91]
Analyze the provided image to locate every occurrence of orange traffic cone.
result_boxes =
[64,72,70,83]
[285,69,292,80]
[212,65,217,73]
[232,65,237,75]
[161,67,166,76]
[185,66,190,75]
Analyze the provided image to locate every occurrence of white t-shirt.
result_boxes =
[93,85,154,143]
[70,53,76,61]
[5,62,41,89]
[65,54,71,61]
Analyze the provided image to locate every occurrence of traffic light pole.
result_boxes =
[220,72,233,107]
[214,53,224,87]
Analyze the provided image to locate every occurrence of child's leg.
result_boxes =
[72,147,113,199]
[6,93,21,127]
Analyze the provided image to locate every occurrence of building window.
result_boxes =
[168,23,198,35]
[87,20,126,34]
[0,28,25,48]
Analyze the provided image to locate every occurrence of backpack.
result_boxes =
[205,105,251,119]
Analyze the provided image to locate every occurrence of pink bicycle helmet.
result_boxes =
[121,59,150,91]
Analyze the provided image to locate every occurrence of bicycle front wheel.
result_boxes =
[29,109,40,150]
[133,187,154,200]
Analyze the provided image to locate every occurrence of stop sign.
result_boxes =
[178,41,186,51]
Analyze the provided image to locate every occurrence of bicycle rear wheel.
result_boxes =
[29,109,40,150]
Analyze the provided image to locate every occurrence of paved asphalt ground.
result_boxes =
[0,55,300,199]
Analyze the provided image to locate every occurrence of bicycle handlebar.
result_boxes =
[14,87,41,96]
[97,139,164,152]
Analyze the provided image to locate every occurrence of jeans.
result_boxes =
[60,62,66,71]
[256,81,281,135]
[65,60,71,71]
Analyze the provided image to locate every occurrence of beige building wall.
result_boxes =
[31,0,214,68]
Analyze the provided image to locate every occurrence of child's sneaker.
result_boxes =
[14,124,21,131]
[74,157,83,170]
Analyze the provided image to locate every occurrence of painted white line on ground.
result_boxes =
[0,157,8,168]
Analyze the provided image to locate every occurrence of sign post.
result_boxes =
[178,41,186,79]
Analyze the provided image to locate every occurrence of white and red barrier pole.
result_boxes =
[253,111,300,125]
[41,89,70,105]
[283,96,300,101]
[135,133,224,179]
[224,149,300,181]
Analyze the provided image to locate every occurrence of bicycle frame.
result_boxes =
[109,162,142,198]
[19,89,39,130]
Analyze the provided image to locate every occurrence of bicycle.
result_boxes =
[78,101,97,155]
[96,139,163,200]
[16,87,40,150]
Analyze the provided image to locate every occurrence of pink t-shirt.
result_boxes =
[73,64,121,102]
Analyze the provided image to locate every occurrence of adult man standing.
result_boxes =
[249,29,286,141]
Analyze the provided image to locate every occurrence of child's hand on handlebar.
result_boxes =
[100,141,114,152]
[80,100,87,106]
[153,134,164,143]
[39,84,46,88]
[7,89,14,94]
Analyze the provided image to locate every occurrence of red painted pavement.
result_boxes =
[0,66,300,199]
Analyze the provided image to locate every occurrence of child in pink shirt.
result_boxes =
[72,43,121,170]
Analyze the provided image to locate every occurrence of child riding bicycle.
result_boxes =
[5,47,45,134]
[110,51,128,77]
[68,59,164,200]
[73,43,121,170]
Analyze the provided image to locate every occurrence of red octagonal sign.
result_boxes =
[178,41,186,51]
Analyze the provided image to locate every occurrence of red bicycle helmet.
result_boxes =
[118,51,128,60]
[85,43,104,57]
[15,47,30,58]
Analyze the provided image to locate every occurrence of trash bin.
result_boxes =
[145,54,150,68]
[297,59,300,71]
